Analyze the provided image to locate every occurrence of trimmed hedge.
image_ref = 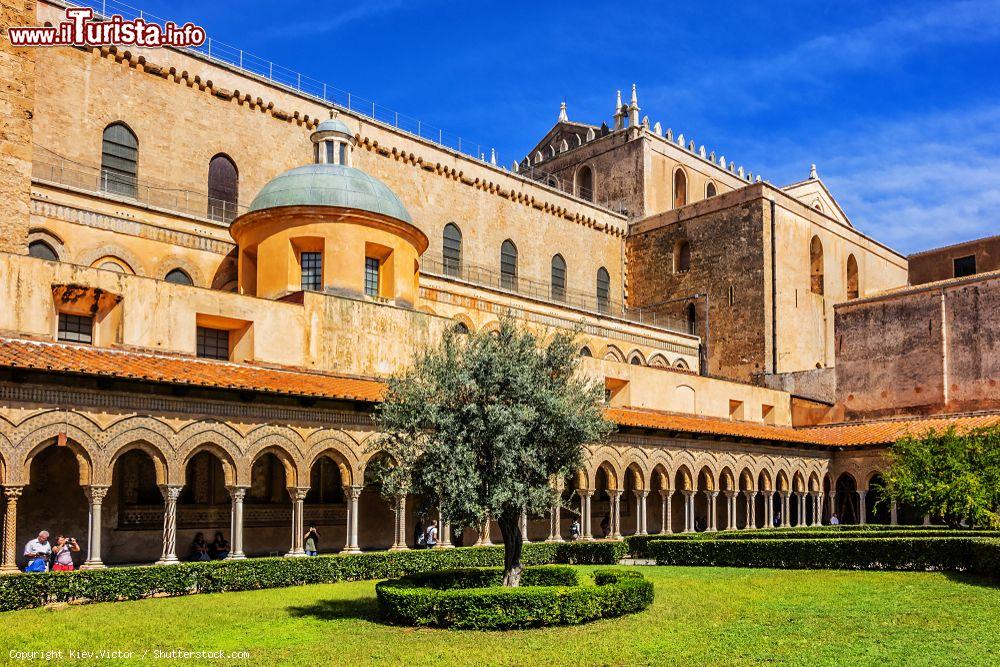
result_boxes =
[624,528,1000,558]
[649,536,1000,576]
[0,541,626,613]
[375,566,653,630]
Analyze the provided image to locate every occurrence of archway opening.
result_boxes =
[21,444,88,569]
[306,455,347,553]
[243,452,289,556]
[179,450,232,560]
[111,448,164,564]
[834,473,859,524]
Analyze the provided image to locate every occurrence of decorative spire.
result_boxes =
[490,148,497,165]
[558,101,568,123]
[613,90,625,130]
[629,83,639,109]
[628,84,640,128]
[809,163,818,180]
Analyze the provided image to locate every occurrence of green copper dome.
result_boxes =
[248,164,412,223]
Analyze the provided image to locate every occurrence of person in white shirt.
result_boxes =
[425,523,438,548]
[24,531,52,572]
[830,514,840,525]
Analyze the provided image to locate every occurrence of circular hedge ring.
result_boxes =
[375,566,653,630]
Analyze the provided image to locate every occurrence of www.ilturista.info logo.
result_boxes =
[6,7,206,48]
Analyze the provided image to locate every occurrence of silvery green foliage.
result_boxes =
[373,315,614,581]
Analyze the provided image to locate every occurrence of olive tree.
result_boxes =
[372,315,614,586]
[883,425,1000,528]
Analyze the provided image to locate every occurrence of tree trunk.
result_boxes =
[498,511,523,587]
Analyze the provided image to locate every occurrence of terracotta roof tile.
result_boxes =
[0,337,385,403]
[1,337,996,448]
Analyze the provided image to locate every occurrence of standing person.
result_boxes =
[413,520,425,549]
[23,531,52,573]
[210,531,230,560]
[570,518,581,540]
[600,514,611,538]
[830,514,840,525]
[51,535,80,571]
[304,525,320,556]
[425,521,438,549]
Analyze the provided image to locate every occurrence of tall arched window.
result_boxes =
[576,165,594,202]
[686,303,697,335]
[101,122,138,197]
[596,267,611,313]
[551,254,567,301]
[674,240,691,273]
[28,240,58,261]
[208,154,239,223]
[443,223,462,277]
[810,235,824,295]
[846,253,859,299]
[706,181,717,198]
[500,239,518,290]
[673,168,687,208]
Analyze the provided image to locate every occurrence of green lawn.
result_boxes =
[3,566,998,666]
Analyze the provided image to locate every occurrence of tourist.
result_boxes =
[600,513,611,538]
[570,518,581,540]
[51,535,80,571]
[425,521,438,548]
[189,532,210,561]
[830,514,840,525]
[210,531,230,560]
[774,511,782,527]
[694,516,705,532]
[23,531,51,573]
[414,520,425,549]
[304,525,320,556]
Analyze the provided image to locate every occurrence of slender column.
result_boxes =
[858,490,867,526]
[438,516,453,548]
[611,490,623,539]
[799,493,807,527]
[342,485,362,554]
[923,514,931,526]
[1,487,24,574]
[828,492,837,522]
[581,490,594,540]
[520,509,530,543]
[390,495,407,551]
[781,492,791,527]
[546,504,563,542]
[682,490,694,532]
[814,493,823,526]
[81,485,110,569]
[660,490,672,534]
[637,490,649,535]
[890,500,898,526]
[157,485,183,565]
[764,491,774,528]
[285,487,309,556]
[226,486,247,559]
[746,491,756,529]
[707,491,718,531]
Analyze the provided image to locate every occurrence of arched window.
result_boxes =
[579,346,593,357]
[453,322,470,334]
[673,168,687,208]
[443,223,462,277]
[28,240,58,261]
[164,268,193,285]
[686,303,697,335]
[101,122,138,197]
[846,254,859,299]
[208,154,239,223]
[596,267,611,313]
[551,254,567,301]
[810,235,824,295]
[500,239,518,290]
[576,165,594,202]
[706,181,717,198]
[674,240,691,273]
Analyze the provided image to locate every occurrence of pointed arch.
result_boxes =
[846,253,859,299]
[673,167,688,208]
[810,235,825,295]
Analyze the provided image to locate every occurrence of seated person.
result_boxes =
[189,532,210,561]
[210,531,229,560]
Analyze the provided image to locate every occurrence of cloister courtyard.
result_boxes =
[4,565,999,666]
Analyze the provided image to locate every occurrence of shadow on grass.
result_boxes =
[941,571,1000,590]
[287,597,379,622]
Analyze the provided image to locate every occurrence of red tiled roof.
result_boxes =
[1,337,996,448]
[609,407,1000,448]
[0,337,385,403]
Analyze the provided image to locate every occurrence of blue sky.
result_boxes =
[135,0,1000,254]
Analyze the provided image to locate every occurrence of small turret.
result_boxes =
[558,101,569,123]
[311,109,355,167]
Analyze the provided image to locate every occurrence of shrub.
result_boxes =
[0,541,623,612]
[649,536,985,572]
[375,567,653,630]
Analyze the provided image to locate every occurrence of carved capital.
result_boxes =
[84,485,111,504]
[290,487,310,502]
[3,486,24,502]
[159,484,184,502]
[344,485,363,501]
[227,486,249,503]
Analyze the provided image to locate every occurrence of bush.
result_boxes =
[375,567,653,630]
[649,536,988,572]
[0,541,623,612]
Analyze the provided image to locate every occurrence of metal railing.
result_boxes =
[61,0,623,217]
[421,252,687,334]
[33,145,246,222]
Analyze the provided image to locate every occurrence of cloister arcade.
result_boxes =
[0,410,910,572]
